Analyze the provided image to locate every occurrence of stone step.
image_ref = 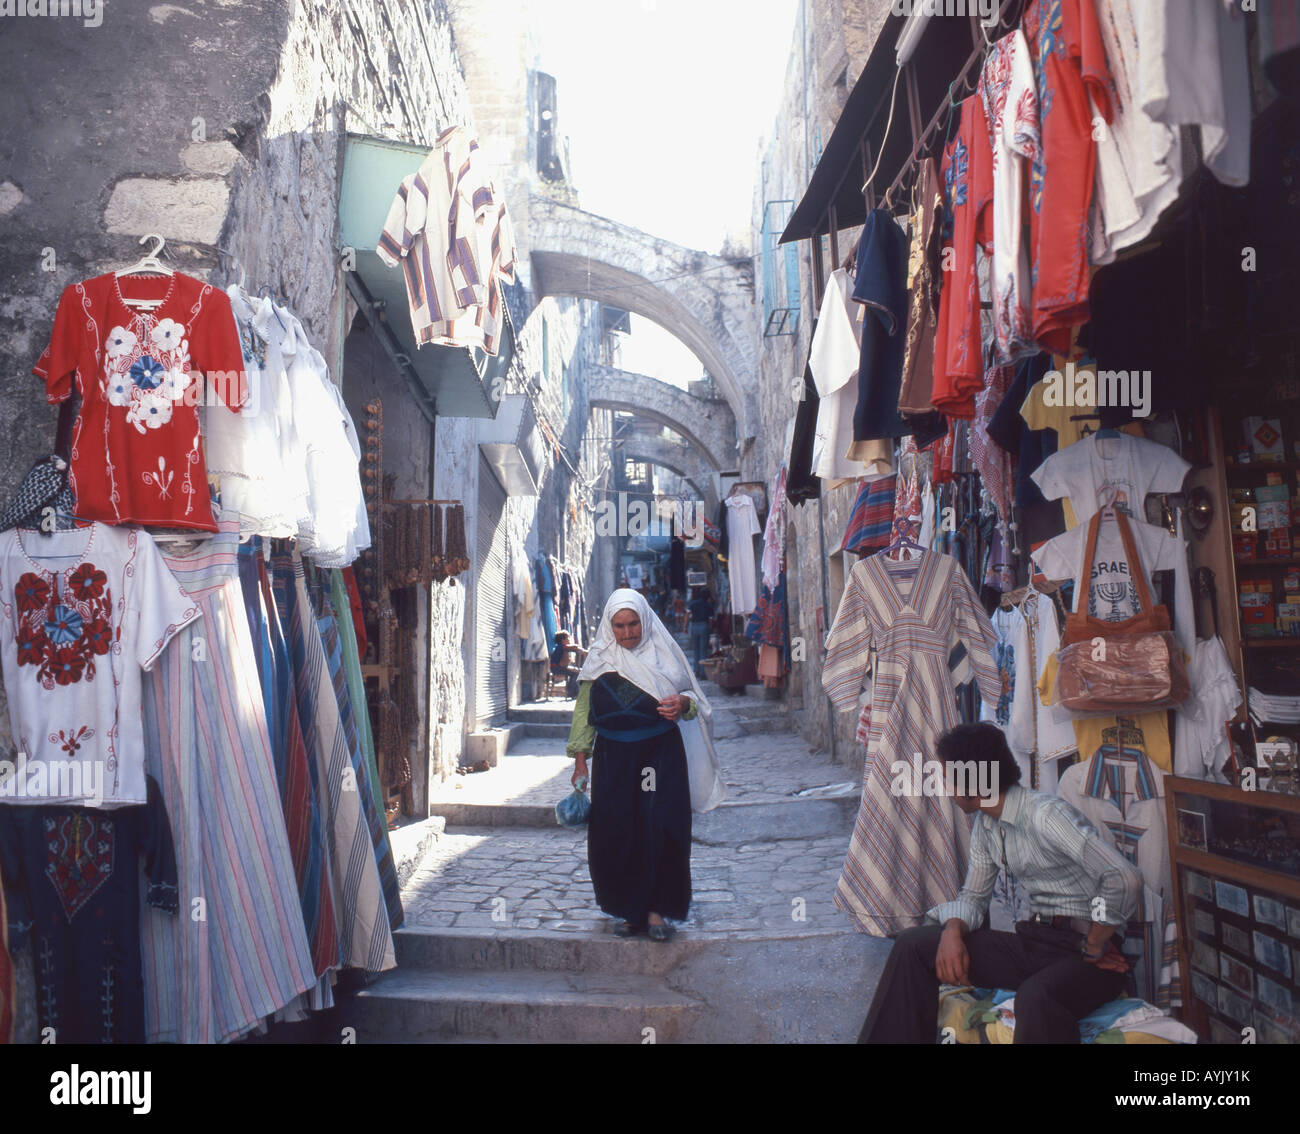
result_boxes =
[351,969,703,1043]
[392,925,710,975]
[352,926,891,1042]
[425,795,857,839]
[506,705,575,725]
[520,721,571,739]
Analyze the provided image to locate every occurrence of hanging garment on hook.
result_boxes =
[931,96,994,419]
[34,274,247,531]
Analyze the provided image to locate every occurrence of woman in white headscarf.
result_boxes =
[565,588,724,942]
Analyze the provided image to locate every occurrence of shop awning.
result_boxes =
[780,6,1009,244]
[338,132,523,420]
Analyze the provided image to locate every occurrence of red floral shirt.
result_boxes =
[35,272,247,531]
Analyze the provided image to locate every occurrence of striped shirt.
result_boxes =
[928,783,1143,932]
[377,126,516,355]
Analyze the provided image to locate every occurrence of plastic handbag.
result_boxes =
[1053,508,1190,713]
[554,776,591,828]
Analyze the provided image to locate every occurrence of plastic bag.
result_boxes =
[555,776,591,828]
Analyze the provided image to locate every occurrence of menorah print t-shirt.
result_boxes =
[1033,515,1186,628]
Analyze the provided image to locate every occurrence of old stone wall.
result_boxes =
[0,0,481,802]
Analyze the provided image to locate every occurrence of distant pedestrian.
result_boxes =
[566,589,723,941]
[688,587,714,678]
[550,630,582,698]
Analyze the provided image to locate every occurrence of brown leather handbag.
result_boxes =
[1054,508,1190,713]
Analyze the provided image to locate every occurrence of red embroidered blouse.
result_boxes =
[34,272,246,531]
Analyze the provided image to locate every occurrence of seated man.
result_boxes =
[858,722,1141,1044]
[550,631,581,698]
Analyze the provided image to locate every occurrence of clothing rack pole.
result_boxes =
[880,19,1002,212]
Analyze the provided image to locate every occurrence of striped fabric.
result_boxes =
[376,125,516,355]
[822,550,1003,936]
[279,551,395,974]
[139,526,317,1043]
[249,546,339,979]
[328,570,383,822]
[316,583,403,933]
[840,474,897,556]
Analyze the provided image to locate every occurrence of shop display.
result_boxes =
[1167,777,1300,1042]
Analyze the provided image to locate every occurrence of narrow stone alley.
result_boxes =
[351,676,891,1043]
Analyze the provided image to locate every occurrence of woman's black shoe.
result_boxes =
[647,923,675,943]
[613,920,643,937]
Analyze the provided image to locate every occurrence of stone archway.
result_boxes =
[529,196,760,441]
[586,364,737,470]
[619,435,718,512]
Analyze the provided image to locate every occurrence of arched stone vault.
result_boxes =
[618,435,718,512]
[586,364,737,470]
[529,196,759,441]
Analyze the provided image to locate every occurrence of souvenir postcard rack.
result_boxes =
[1166,775,1300,1044]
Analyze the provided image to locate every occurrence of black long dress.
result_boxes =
[587,672,691,925]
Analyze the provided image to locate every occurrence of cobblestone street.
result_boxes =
[405,683,860,935]
[357,682,891,1042]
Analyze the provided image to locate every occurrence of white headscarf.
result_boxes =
[578,588,724,811]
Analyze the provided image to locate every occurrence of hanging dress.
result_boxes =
[240,542,339,983]
[139,524,317,1043]
[822,550,1001,936]
[275,551,396,974]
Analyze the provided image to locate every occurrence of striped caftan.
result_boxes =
[278,551,396,974]
[822,550,1001,937]
[140,526,317,1043]
[316,586,403,932]
[242,544,339,980]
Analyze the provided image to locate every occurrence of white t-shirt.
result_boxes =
[0,523,200,808]
[1137,0,1250,188]
[1033,512,1194,653]
[1031,432,1190,527]
[1088,0,1185,263]
[809,268,865,483]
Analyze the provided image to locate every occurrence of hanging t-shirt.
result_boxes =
[850,208,911,442]
[1019,362,1146,448]
[1088,0,1185,264]
[932,94,994,419]
[1032,510,1194,654]
[34,272,247,531]
[1138,0,1251,188]
[981,27,1040,365]
[0,523,200,807]
[1030,432,1190,527]
[1022,0,1113,353]
[809,268,867,481]
[724,495,761,616]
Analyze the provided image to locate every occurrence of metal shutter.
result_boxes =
[475,453,509,726]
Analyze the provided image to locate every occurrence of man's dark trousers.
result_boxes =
[858,923,1129,1043]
